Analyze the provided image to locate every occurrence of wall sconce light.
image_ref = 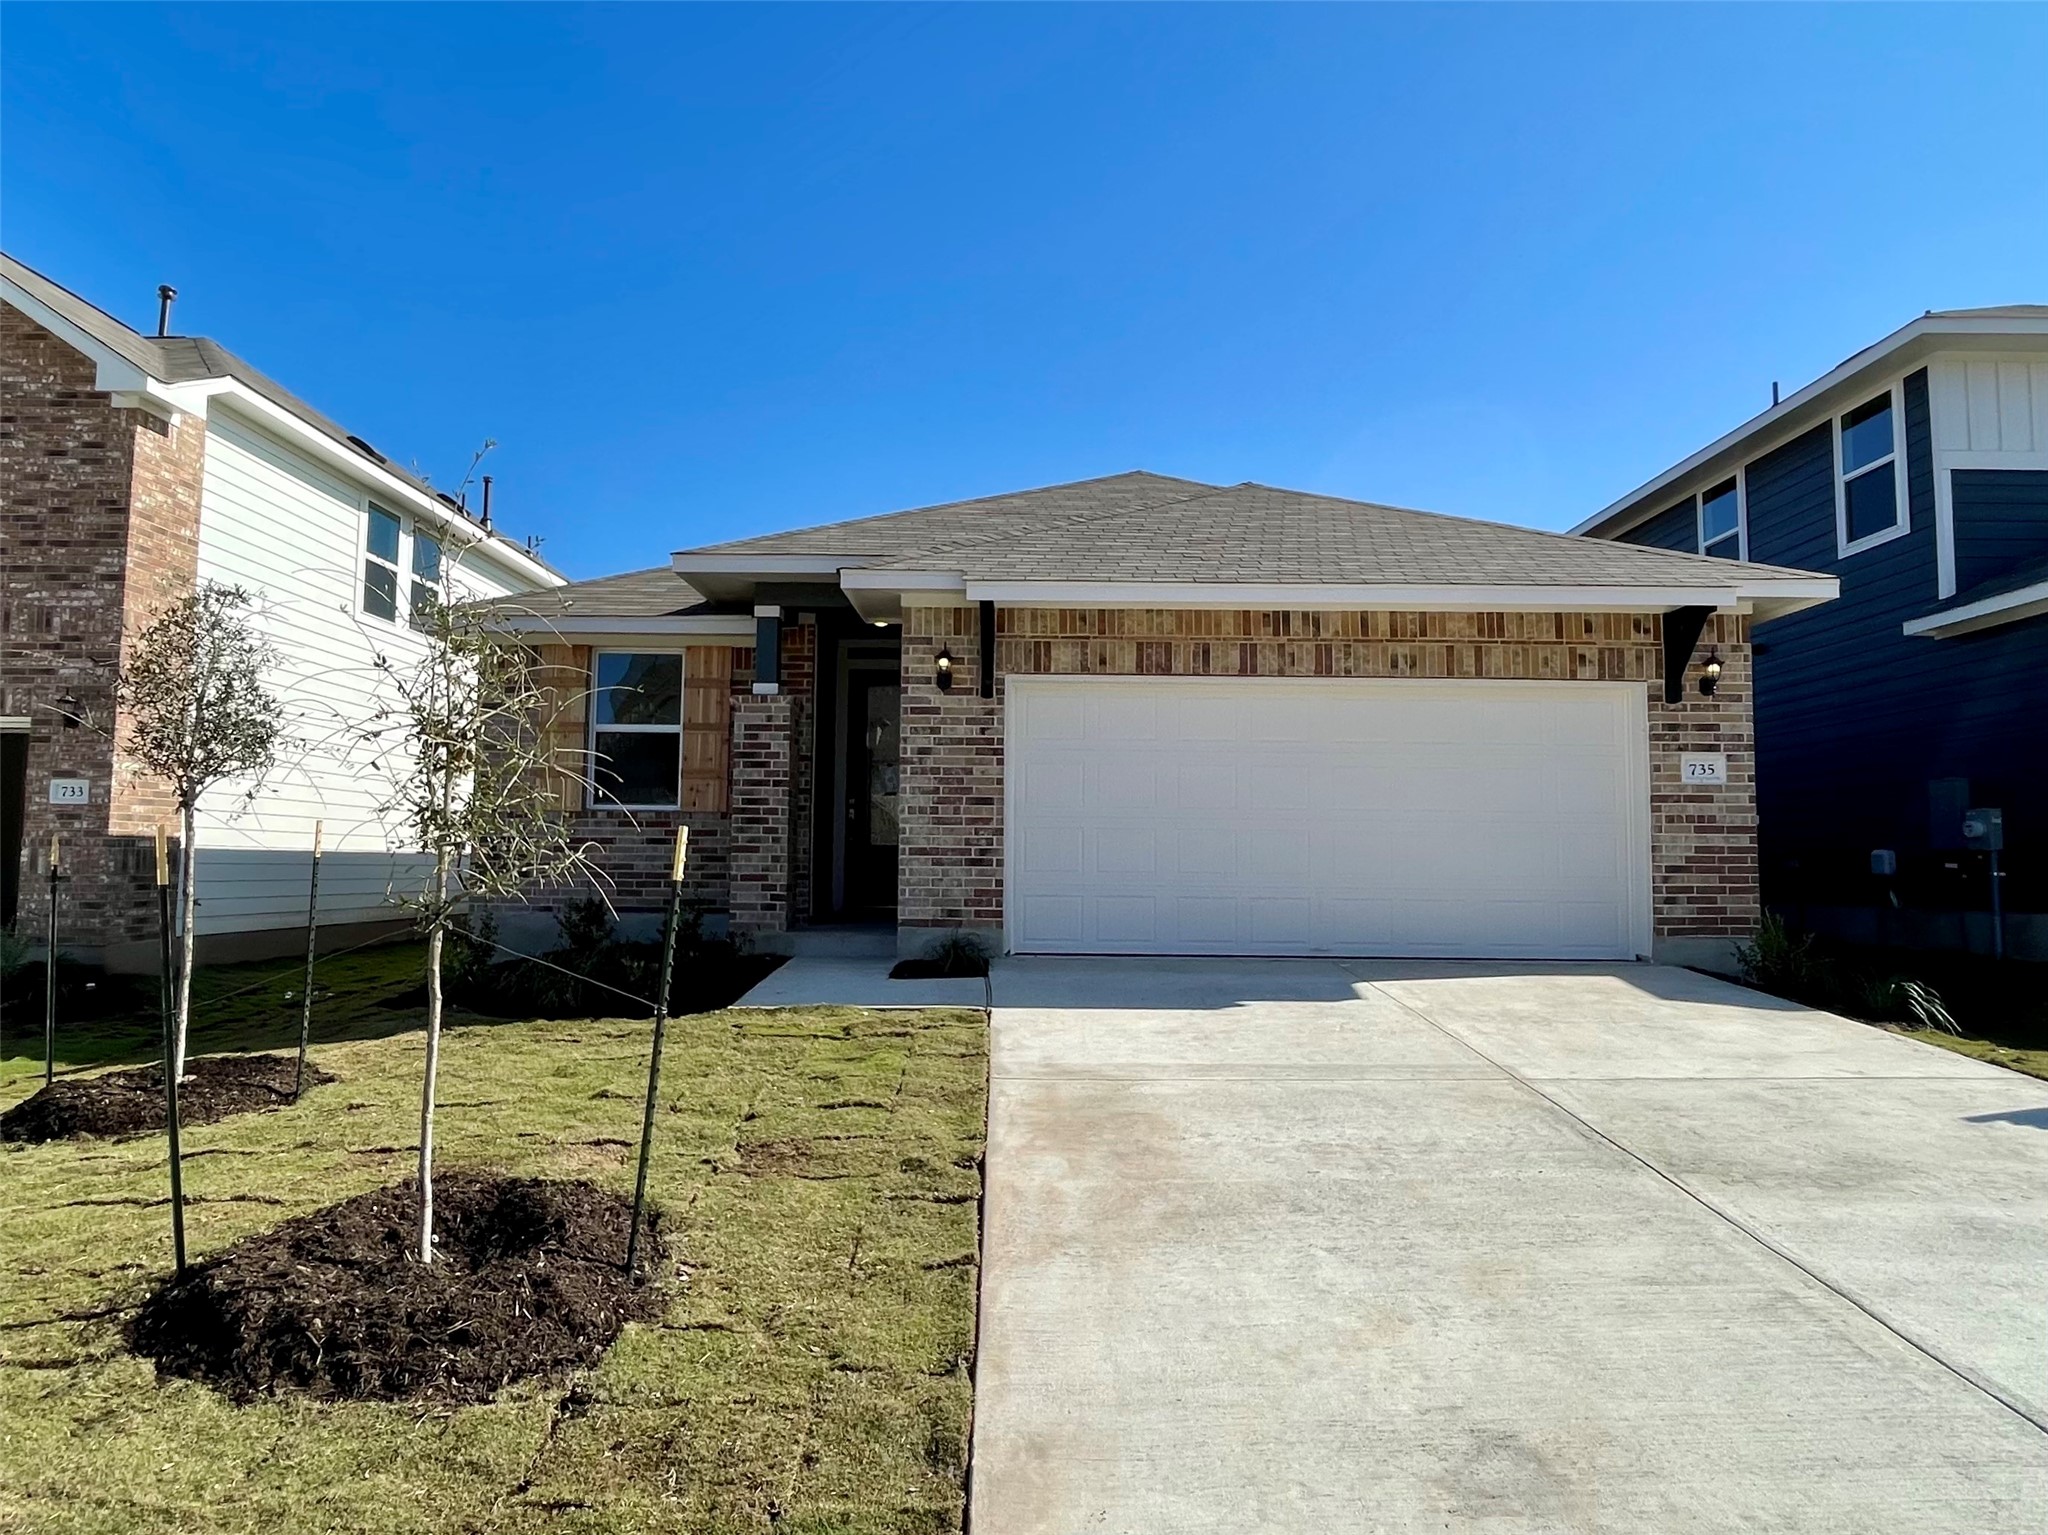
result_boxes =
[1698,650,1722,698]
[55,693,82,729]
[934,649,955,693]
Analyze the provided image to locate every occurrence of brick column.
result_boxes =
[729,691,795,942]
[899,605,1004,958]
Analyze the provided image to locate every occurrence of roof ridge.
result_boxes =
[689,470,1214,555]
[872,481,1245,566]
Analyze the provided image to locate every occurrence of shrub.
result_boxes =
[1735,912,1825,997]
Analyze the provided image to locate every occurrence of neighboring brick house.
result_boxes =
[1,253,561,967]
[1578,307,2048,958]
[490,472,1835,973]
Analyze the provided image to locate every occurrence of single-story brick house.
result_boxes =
[490,473,1836,971]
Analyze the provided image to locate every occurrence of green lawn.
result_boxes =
[0,966,987,1534]
[1901,1029,2048,1083]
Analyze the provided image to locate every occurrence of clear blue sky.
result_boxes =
[5,4,2044,579]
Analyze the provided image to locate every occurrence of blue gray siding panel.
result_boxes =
[1622,496,1696,554]
[1951,469,2048,594]
[1739,369,2047,915]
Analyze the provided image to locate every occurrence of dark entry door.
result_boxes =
[843,671,899,915]
[1,732,26,928]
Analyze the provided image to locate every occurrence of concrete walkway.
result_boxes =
[969,958,2048,1534]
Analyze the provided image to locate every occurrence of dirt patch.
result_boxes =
[1,1054,333,1144]
[126,1173,663,1405]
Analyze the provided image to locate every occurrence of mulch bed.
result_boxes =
[0,1053,333,1144]
[127,1173,663,1405]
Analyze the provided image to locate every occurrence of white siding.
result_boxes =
[189,405,540,936]
[1930,355,2048,461]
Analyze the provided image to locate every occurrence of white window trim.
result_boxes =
[588,649,685,811]
[1695,470,1747,561]
[362,501,404,624]
[1834,379,1912,557]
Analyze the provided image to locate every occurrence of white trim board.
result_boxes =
[1901,580,2048,639]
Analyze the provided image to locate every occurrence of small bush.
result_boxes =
[445,901,776,1019]
[1735,912,1825,996]
[1735,914,1961,1034]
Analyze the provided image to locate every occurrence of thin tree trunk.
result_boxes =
[172,801,199,1081]
[416,849,451,1265]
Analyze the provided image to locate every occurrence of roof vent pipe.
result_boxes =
[156,284,177,337]
[480,475,494,529]
[1771,380,1780,407]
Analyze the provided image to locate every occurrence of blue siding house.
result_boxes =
[1579,308,2048,960]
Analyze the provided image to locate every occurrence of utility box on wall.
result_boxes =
[1961,808,2004,852]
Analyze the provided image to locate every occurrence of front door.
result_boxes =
[842,668,900,916]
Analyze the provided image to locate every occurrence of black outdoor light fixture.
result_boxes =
[55,693,82,729]
[1698,649,1722,697]
[934,648,955,693]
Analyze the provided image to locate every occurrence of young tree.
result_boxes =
[119,584,281,1080]
[370,597,596,1263]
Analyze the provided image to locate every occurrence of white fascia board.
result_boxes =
[670,553,846,579]
[838,567,970,621]
[203,391,561,590]
[1901,580,2048,639]
[1573,315,2048,540]
[492,614,758,640]
[957,579,1838,614]
[1,277,158,396]
[839,568,967,594]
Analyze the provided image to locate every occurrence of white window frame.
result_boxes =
[408,526,445,632]
[1834,379,1911,557]
[1695,471,1747,561]
[361,501,404,623]
[588,649,685,811]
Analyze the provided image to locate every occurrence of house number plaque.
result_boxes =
[1680,754,1727,786]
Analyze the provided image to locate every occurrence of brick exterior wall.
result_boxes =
[729,691,796,937]
[1,304,204,952]
[900,606,1003,935]
[507,642,752,935]
[897,605,1758,953]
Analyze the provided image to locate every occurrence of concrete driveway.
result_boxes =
[969,959,2048,1534]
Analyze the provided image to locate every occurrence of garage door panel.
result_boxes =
[1008,679,1644,958]
[1092,826,1159,878]
[1175,760,1239,813]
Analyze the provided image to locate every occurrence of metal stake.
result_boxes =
[155,826,187,1274]
[43,835,60,1087]
[294,822,324,1099]
[627,827,689,1276]
[1989,850,2005,962]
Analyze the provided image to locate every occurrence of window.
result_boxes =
[363,504,401,621]
[1835,386,1907,553]
[591,652,683,808]
[1698,475,1743,560]
[409,530,443,631]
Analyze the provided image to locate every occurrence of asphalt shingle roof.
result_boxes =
[686,475,1824,587]
[695,472,1218,559]
[480,566,719,619]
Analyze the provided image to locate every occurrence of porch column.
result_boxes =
[729,691,795,940]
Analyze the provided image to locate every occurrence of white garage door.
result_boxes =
[1005,677,1649,959]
